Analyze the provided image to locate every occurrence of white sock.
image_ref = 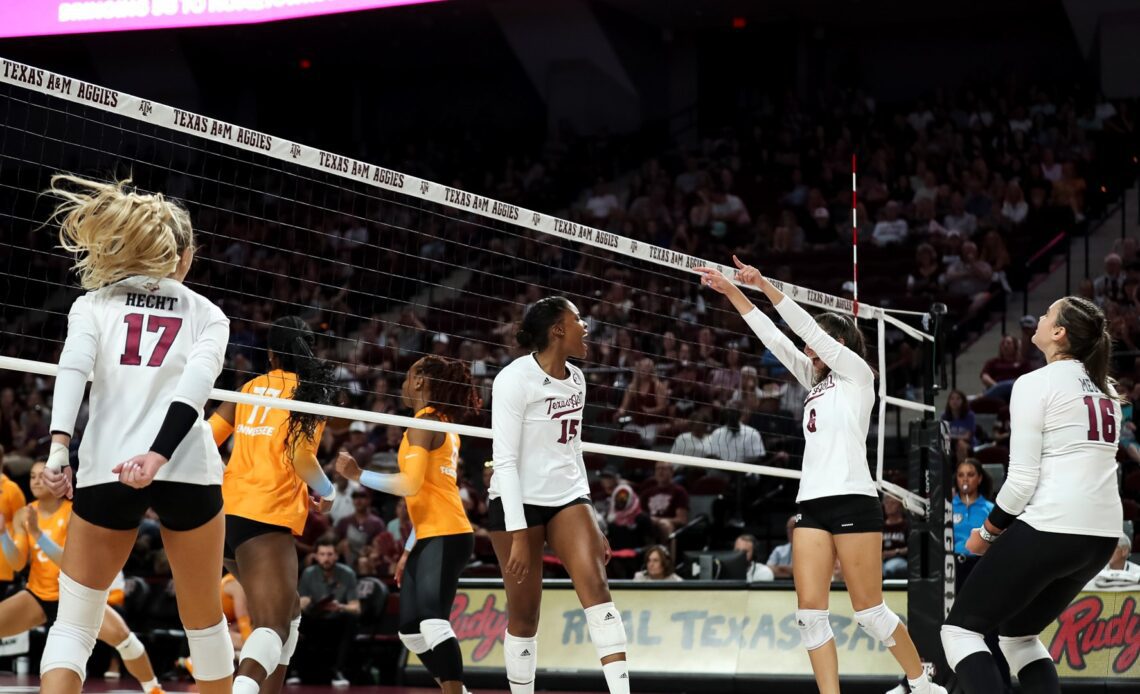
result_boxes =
[907,673,931,693]
[233,674,261,694]
[602,660,630,694]
[140,678,159,692]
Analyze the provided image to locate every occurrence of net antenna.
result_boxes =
[0,57,938,516]
[851,154,859,318]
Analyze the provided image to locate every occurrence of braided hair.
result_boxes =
[268,316,338,457]
[416,355,480,423]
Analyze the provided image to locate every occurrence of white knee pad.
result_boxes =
[503,631,537,686]
[238,627,283,677]
[280,615,302,666]
[186,618,236,681]
[420,619,457,650]
[584,602,627,659]
[795,609,834,651]
[40,573,110,680]
[399,631,430,655]
[999,635,1051,674]
[854,602,900,647]
[115,633,146,661]
[940,624,990,670]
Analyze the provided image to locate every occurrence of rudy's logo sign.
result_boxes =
[1050,595,1140,673]
[450,593,508,661]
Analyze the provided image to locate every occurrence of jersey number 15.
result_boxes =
[1082,395,1117,444]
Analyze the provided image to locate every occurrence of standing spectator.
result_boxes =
[1094,253,1127,305]
[334,489,386,566]
[871,201,908,247]
[733,534,775,582]
[767,515,795,578]
[942,390,977,447]
[882,496,909,579]
[298,539,360,686]
[640,462,691,540]
[980,335,1029,401]
[633,545,682,582]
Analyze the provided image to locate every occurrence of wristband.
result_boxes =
[47,442,69,472]
[978,526,1000,543]
[322,486,337,502]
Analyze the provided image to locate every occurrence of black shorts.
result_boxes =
[224,514,292,559]
[29,590,59,627]
[485,496,591,531]
[73,481,222,532]
[796,494,884,535]
[400,532,475,630]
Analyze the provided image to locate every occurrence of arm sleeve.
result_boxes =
[291,446,334,499]
[6,528,29,572]
[358,446,428,497]
[149,401,200,460]
[991,375,1046,529]
[740,308,815,389]
[169,308,229,411]
[50,295,98,437]
[491,368,529,532]
[774,298,874,386]
[36,533,63,565]
[208,413,234,447]
[0,529,20,570]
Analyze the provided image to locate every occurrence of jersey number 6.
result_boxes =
[120,313,183,367]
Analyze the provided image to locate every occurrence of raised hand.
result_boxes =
[732,255,766,288]
[335,450,362,482]
[692,266,736,295]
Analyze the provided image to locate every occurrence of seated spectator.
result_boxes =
[979,230,1011,291]
[328,472,361,524]
[804,206,837,248]
[1094,253,1127,305]
[334,489,387,566]
[942,241,993,310]
[953,459,994,565]
[584,178,621,227]
[980,335,1030,401]
[640,462,691,540]
[881,496,909,579]
[770,210,805,253]
[906,243,941,298]
[1017,314,1047,371]
[767,515,795,578]
[615,357,669,445]
[708,347,744,405]
[1000,182,1028,225]
[943,193,977,237]
[296,507,331,566]
[633,545,683,582]
[298,538,360,686]
[942,389,977,447]
[605,481,656,551]
[871,201,908,247]
[1085,534,1140,591]
[670,411,713,458]
[733,534,775,582]
[387,498,412,546]
[705,404,766,465]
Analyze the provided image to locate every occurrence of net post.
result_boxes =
[923,302,948,417]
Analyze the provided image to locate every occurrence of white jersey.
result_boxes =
[999,360,1123,537]
[50,276,229,488]
[742,299,878,502]
[489,355,590,531]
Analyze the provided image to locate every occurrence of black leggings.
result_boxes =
[946,521,1116,637]
[399,532,474,632]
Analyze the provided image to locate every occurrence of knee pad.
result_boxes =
[940,624,990,670]
[420,618,457,650]
[503,631,537,686]
[795,609,834,651]
[584,602,627,659]
[998,634,1051,674]
[238,627,283,677]
[280,616,301,666]
[186,618,236,681]
[399,631,430,655]
[40,573,109,680]
[115,632,146,661]
[853,602,900,647]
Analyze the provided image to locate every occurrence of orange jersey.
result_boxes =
[20,500,72,602]
[221,573,237,622]
[402,408,472,540]
[223,370,325,534]
[0,476,27,582]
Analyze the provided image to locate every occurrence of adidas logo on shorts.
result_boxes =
[521,649,531,656]
[605,612,615,620]
[620,673,628,679]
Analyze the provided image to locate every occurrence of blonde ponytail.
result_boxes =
[48,174,194,290]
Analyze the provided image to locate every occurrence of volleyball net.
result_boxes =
[0,57,939,516]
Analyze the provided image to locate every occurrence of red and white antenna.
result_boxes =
[851,154,859,318]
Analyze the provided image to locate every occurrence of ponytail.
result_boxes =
[1055,296,1121,400]
[268,316,339,456]
[417,355,480,423]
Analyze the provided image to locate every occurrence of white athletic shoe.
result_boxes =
[103,670,121,680]
[331,672,350,687]
[285,675,301,685]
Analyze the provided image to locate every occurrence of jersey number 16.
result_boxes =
[1082,395,1117,443]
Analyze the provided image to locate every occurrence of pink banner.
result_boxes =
[0,0,443,38]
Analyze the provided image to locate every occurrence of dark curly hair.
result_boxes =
[268,316,338,458]
[516,296,573,351]
[416,355,480,423]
